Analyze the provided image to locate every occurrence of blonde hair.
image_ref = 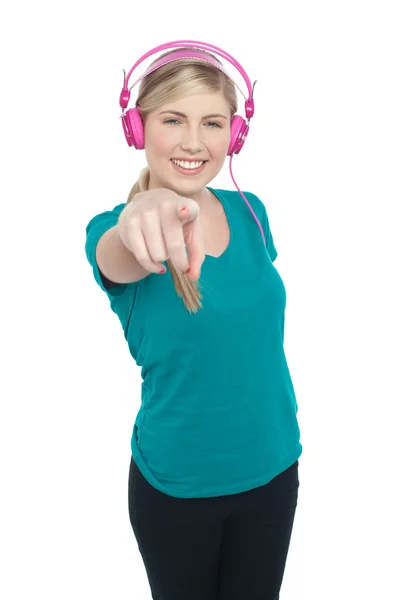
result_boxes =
[125,48,238,313]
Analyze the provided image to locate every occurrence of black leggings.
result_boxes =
[128,456,299,600]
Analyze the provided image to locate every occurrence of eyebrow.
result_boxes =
[159,110,228,120]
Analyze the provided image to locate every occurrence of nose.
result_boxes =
[180,124,205,153]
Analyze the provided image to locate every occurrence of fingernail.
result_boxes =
[184,268,190,275]
[159,267,166,274]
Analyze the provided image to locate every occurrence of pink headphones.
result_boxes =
[119,40,257,156]
[119,40,266,245]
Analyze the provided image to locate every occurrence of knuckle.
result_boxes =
[127,212,140,227]
[141,208,157,221]
[160,198,178,215]
[167,238,184,252]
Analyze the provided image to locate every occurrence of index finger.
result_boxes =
[185,213,205,281]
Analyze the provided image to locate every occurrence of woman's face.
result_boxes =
[143,91,231,199]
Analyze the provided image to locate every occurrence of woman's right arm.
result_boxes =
[96,225,150,284]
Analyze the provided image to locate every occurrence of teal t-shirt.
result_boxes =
[85,187,302,498]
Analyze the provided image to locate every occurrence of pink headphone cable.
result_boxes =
[228,154,266,246]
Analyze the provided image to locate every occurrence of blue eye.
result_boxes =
[163,119,222,128]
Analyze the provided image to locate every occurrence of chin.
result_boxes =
[168,182,204,198]
[161,174,203,195]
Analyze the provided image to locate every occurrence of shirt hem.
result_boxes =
[131,443,302,499]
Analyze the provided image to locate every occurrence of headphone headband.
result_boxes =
[119,40,256,120]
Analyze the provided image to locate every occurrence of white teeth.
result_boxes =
[172,159,204,170]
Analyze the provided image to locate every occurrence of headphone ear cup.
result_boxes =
[228,115,249,156]
[121,108,145,149]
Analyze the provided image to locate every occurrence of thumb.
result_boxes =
[177,201,199,225]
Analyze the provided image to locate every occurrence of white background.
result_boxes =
[1,1,398,598]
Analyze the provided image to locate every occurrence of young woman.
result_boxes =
[85,41,302,600]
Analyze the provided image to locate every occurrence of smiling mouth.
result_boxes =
[171,159,207,170]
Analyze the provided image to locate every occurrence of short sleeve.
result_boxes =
[261,204,278,262]
[84,203,140,334]
[84,203,131,298]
